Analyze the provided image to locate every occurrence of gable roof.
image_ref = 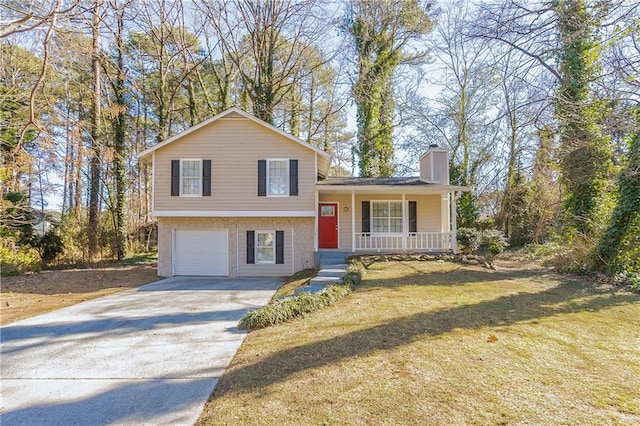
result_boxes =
[136,107,332,177]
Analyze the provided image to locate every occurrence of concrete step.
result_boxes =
[318,264,348,277]
[309,276,342,286]
[320,256,345,266]
[318,251,351,266]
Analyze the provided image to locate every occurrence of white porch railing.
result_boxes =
[354,232,452,252]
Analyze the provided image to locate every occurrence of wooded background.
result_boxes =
[1,0,638,278]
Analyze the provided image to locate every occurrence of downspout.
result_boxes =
[314,152,319,253]
[314,188,319,252]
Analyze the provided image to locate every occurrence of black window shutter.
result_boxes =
[276,230,284,264]
[289,159,298,196]
[362,201,370,233]
[258,160,266,196]
[409,201,417,233]
[171,160,180,196]
[202,160,212,196]
[246,231,255,264]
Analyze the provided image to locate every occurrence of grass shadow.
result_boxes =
[210,275,639,397]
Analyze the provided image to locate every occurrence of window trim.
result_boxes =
[180,158,203,197]
[371,200,403,234]
[255,230,276,264]
[266,158,289,197]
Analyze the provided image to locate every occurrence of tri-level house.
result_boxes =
[138,107,468,277]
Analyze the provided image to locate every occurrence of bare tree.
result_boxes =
[402,3,493,225]
[197,0,331,124]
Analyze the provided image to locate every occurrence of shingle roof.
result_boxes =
[317,177,431,186]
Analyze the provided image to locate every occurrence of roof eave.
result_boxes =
[316,184,470,194]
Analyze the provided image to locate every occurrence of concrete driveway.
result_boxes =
[0,276,282,425]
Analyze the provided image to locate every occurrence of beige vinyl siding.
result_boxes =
[153,118,316,213]
[157,216,314,277]
[412,194,444,232]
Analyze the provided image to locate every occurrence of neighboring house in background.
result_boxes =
[137,107,468,277]
[32,210,61,236]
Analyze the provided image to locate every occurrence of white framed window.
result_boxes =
[267,159,288,196]
[181,159,202,196]
[256,230,275,263]
[372,201,403,233]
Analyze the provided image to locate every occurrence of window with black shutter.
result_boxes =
[409,201,417,233]
[202,160,211,196]
[258,160,266,196]
[171,160,180,196]
[276,230,284,264]
[362,201,370,233]
[246,231,255,264]
[289,160,298,196]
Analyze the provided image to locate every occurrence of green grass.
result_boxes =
[198,260,640,425]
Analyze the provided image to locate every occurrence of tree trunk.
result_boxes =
[88,0,102,260]
[113,3,127,261]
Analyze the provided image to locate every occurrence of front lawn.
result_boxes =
[198,260,640,425]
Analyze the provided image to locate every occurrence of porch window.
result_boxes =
[372,201,403,233]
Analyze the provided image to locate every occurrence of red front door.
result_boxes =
[319,203,338,248]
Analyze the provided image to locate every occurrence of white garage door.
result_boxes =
[173,229,228,276]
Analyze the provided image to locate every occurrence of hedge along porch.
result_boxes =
[316,178,466,253]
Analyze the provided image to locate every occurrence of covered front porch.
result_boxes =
[315,177,466,254]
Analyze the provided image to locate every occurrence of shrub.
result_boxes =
[346,260,366,277]
[550,234,596,275]
[342,272,362,287]
[31,230,65,262]
[457,228,480,254]
[238,285,351,330]
[479,229,509,256]
[0,243,41,276]
[239,259,366,330]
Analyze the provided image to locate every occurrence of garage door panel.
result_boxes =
[174,229,228,276]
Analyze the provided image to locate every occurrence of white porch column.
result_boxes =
[351,191,355,252]
[451,191,457,253]
[402,193,406,250]
[314,189,319,251]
